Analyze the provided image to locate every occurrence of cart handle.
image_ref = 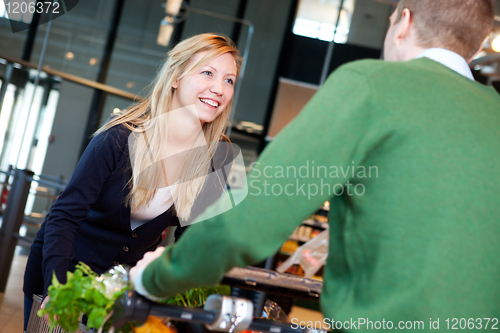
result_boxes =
[113,291,327,333]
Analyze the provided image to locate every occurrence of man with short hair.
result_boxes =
[384,0,493,62]
[131,0,500,329]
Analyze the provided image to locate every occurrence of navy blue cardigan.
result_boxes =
[23,124,232,298]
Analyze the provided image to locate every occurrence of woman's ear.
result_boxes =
[172,80,179,89]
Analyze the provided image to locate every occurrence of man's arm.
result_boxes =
[133,65,374,298]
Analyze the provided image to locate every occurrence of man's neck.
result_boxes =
[401,45,426,61]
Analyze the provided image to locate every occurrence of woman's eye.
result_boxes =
[226,78,234,85]
[202,71,212,76]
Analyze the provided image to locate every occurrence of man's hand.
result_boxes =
[130,247,166,282]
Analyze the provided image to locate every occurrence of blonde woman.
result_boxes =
[23,33,241,330]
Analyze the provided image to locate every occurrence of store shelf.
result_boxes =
[222,266,322,301]
[302,219,328,229]
[288,235,311,243]
[275,203,330,281]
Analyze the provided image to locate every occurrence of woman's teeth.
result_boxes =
[200,98,219,108]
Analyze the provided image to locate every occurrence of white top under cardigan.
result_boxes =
[130,182,178,230]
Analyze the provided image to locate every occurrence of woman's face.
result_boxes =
[171,51,237,126]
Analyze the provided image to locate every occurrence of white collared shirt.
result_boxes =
[415,48,474,81]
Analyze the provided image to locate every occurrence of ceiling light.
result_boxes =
[89,57,98,66]
[475,51,487,59]
[65,52,74,60]
[157,16,175,47]
[165,0,183,16]
[126,82,135,89]
[491,35,500,53]
[113,108,121,114]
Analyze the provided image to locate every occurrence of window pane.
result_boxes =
[30,0,114,81]
[293,0,356,43]
[0,1,29,58]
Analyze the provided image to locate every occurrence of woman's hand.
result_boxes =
[130,247,166,282]
[40,296,51,325]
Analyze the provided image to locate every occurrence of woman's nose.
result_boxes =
[209,79,223,95]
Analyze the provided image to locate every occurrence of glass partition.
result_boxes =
[29,0,115,81]
[0,1,29,59]
[292,0,393,49]
[293,0,356,44]
[0,57,137,182]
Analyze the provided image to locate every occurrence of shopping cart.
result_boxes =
[26,292,326,333]
[26,295,91,333]
[113,291,327,333]
[26,265,326,333]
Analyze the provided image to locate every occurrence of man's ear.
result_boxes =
[393,8,412,45]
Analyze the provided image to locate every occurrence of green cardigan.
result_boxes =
[143,58,500,331]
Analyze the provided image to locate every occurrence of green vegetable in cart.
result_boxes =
[37,261,231,332]
[157,285,231,308]
[37,262,131,333]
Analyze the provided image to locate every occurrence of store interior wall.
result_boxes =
[40,81,93,181]
[0,18,27,59]
[179,0,239,38]
[230,0,293,126]
[347,0,392,49]
[35,0,294,181]
[282,0,391,85]
[1,0,499,183]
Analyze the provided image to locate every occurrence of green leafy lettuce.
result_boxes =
[37,262,231,332]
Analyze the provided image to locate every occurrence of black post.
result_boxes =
[0,63,14,119]
[79,0,125,156]
[0,168,34,292]
[230,0,248,44]
[21,0,43,61]
[171,0,190,46]
[257,0,299,154]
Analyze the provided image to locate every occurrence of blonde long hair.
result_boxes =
[96,33,242,220]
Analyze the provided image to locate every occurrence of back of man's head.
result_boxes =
[395,0,495,60]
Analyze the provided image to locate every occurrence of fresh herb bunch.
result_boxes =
[157,285,231,308]
[37,262,131,333]
[37,262,230,332]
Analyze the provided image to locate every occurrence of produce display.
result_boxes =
[276,203,329,279]
[38,263,129,333]
[131,316,177,333]
[37,262,229,333]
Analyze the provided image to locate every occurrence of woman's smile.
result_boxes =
[170,52,237,126]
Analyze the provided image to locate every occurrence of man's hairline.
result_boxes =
[391,2,444,53]
[390,3,428,50]
[391,0,494,59]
